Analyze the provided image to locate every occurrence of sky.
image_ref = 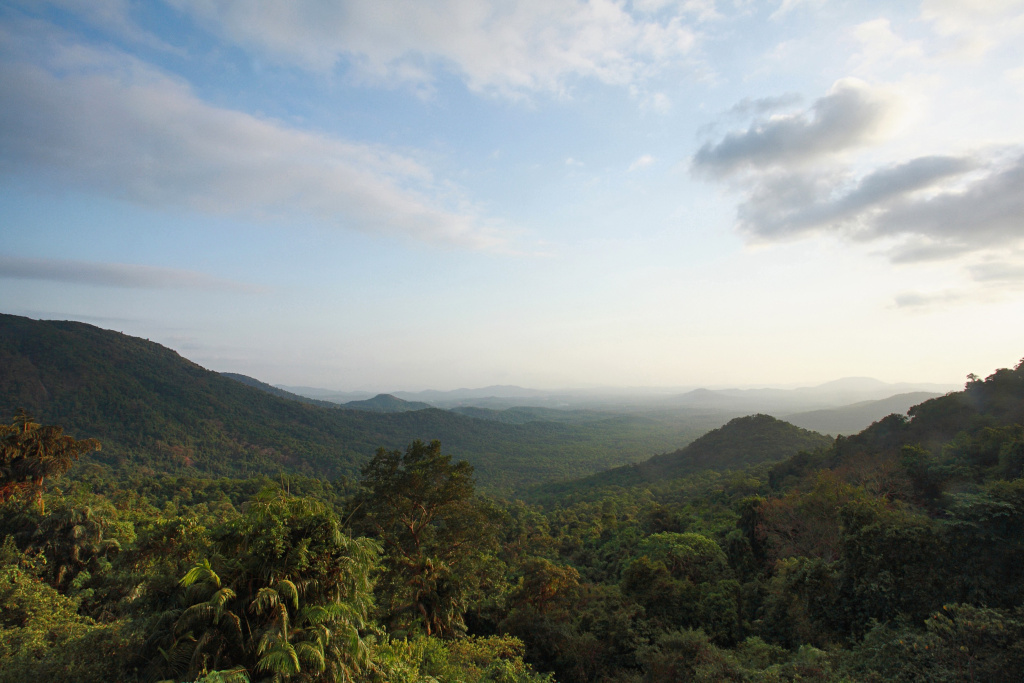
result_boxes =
[1,0,1023,391]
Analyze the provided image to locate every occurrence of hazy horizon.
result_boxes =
[2,1,1022,391]
[275,376,960,397]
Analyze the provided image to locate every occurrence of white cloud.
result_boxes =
[920,0,1024,61]
[850,18,924,72]
[770,0,826,21]
[0,255,261,291]
[0,26,507,250]
[633,88,672,113]
[169,0,698,97]
[628,154,655,171]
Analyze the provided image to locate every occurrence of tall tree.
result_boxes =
[0,411,100,512]
[351,440,499,638]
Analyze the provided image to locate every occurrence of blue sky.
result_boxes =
[1,0,1023,391]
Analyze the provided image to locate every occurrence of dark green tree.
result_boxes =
[351,439,499,638]
[0,411,100,512]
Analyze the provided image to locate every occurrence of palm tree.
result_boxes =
[159,491,380,682]
[33,504,121,591]
[170,559,245,680]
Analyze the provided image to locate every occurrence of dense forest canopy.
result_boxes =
[2,315,1024,681]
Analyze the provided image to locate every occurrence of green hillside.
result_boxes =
[539,413,832,497]
[219,372,339,408]
[0,314,701,490]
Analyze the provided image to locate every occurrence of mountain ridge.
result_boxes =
[0,314,701,490]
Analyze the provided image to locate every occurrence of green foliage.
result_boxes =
[0,410,100,511]
[849,604,1024,682]
[0,537,141,682]
[154,490,380,682]
[352,440,501,638]
[2,354,1024,683]
[371,635,554,683]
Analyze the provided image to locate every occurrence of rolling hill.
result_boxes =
[537,413,833,496]
[341,393,433,412]
[220,372,339,408]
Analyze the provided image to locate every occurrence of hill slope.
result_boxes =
[541,414,832,495]
[0,314,701,490]
[782,391,942,435]
[342,394,432,412]
[220,372,339,408]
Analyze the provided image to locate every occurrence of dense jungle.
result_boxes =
[2,317,1023,682]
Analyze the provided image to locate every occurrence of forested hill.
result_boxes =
[540,413,833,495]
[219,372,337,407]
[341,393,433,412]
[770,360,1024,487]
[0,314,697,490]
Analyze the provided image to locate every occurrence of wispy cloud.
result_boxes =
[0,255,262,291]
[9,0,182,52]
[892,289,967,309]
[0,21,509,250]
[168,0,698,97]
[967,260,1024,283]
[920,0,1024,61]
[726,93,802,118]
[771,0,826,21]
[628,154,655,172]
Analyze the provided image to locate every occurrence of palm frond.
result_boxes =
[255,641,300,675]
[181,558,221,589]
[295,640,326,672]
[277,579,299,610]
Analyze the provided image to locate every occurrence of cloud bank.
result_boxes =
[695,78,1024,268]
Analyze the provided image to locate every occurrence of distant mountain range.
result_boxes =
[282,377,956,414]
[659,380,952,414]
